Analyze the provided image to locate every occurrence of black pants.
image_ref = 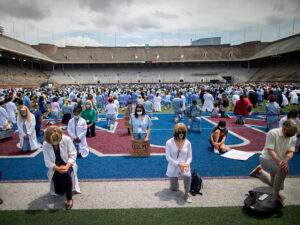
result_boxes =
[52,167,73,200]
[86,122,96,137]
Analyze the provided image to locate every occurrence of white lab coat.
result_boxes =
[153,96,161,111]
[0,106,8,128]
[181,95,186,110]
[202,93,214,112]
[166,138,192,177]
[289,91,298,104]
[281,94,289,107]
[114,99,119,117]
[42,135,81,195]
[6,101,17,123]
[67,117,89,157]
[17,114,40,150]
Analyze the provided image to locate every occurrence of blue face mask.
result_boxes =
[52,141,59,146]
[86,105,91,109]
[22,113,27,117]
[74,115,80,119]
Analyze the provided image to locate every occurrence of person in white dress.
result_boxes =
[42,126,80,210]
[153,93,161,112]
[181,92,186,112]
[166,123,193,203]
[67,107,89,158]
[281,94,289,107]
[6,97,17,123]
[202,91,214,112]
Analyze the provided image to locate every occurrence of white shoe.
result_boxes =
[185,193,192,203]
[214,148,219,154]
[110,124,114,130]
[174,118,178,123]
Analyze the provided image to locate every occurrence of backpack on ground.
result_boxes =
[244,190,283,217]
[190,168,203,196]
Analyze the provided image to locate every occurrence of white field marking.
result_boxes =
[202,116,261,153]
[88,146,165,157]
[0,148,42,159]
[95,121,118,134]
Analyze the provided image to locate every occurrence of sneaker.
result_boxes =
[249,165,262,177]
[110,124,114,130]
[214,148,219,154]
[185,193,192,203]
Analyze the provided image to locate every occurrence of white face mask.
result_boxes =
[137,111,142,115]
[178,133,185,139]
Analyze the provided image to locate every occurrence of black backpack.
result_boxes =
[190,169,203,196]
[244,190,283,217]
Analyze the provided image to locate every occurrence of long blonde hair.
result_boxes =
[18,105,31,123]
[84,100,93,110]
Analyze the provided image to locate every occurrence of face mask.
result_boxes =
[52,141,59,145]
[178,133,185,139]
[74,115,80,119]
[219,127,225,131]
[137,111,142,115]
[86,105,91,109]
[22,113,27,117]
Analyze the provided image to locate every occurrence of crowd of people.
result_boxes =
[0,81,299,208]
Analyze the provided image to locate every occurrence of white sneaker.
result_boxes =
[214,148,219,154]
[185,193,192,203]
[110,124,114,130]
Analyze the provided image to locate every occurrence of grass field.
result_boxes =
[1,206,300,225]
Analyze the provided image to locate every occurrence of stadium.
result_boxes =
[1,33,300,87]
[0,1,300,225]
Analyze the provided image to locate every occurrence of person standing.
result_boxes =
[153,93,162,112]
[42,126,81,210]
[0,100,8,129]
[166,123,193,203]
[249,119,298,207]
[202,91,214,112]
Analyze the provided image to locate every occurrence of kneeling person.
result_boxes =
[67,107,89,158]
[209,120,228,154]
[185,100,202,133]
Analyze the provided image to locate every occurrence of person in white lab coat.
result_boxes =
[202,91,214,112]
[42,126,80,210]
[67,107,89,158]
[17,105,40,152]
[0,100,8,129]
[153,93,162,112]
[166,123,193,203]
[6,97,17,123]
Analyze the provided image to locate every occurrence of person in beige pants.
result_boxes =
[249,119,298,206]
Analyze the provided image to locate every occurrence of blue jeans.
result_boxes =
[267,115,279,130]
[174,110,184,122]
[51,111,59,124]
[106,114,116,126]
[235,115,246,124]
[146,112,152,119]
[165,101,171,109]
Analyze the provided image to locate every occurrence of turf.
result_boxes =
[1,206,300,225]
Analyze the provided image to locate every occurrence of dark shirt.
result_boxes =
[54,147,66,167]
[212,126,228,142]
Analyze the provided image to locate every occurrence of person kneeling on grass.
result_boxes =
[43,126,81,210]
[166,123,193,203]
[249,119,298,207]
[209,120,228,154]
[130,104,151,141]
